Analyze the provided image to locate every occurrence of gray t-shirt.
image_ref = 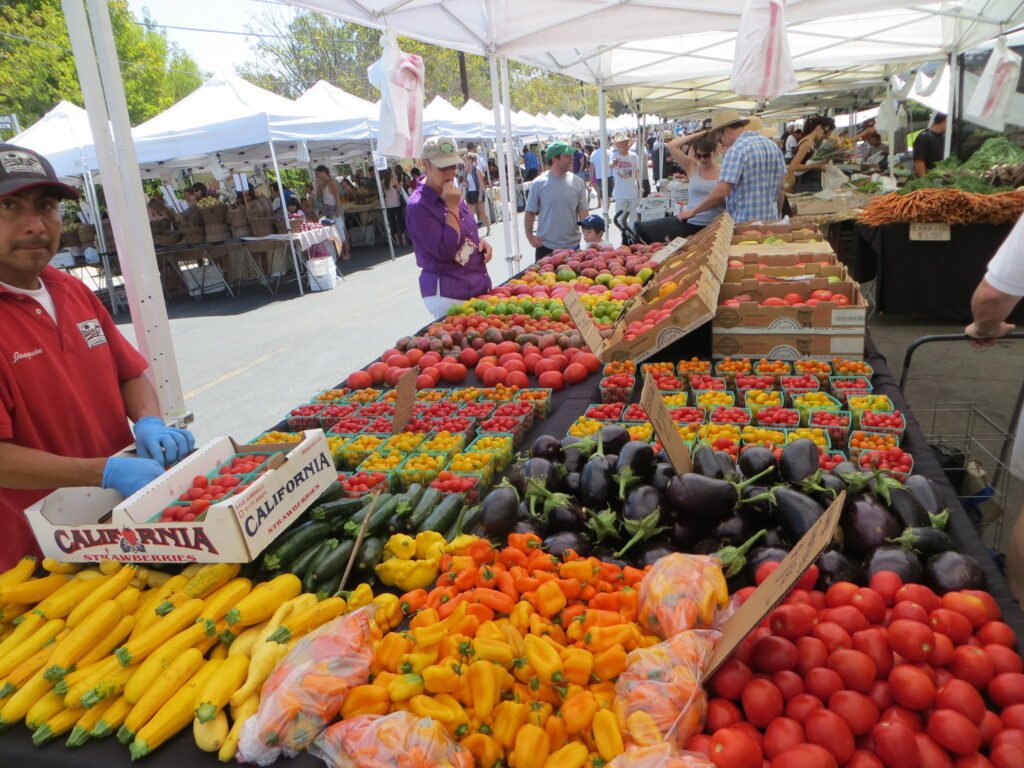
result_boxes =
[525,171,589,250]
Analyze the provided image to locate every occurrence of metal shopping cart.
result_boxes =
[898,333,1024,550]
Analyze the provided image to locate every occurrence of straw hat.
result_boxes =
[745,116,777,138]
[708,110,750,133]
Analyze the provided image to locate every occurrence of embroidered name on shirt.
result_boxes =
[12,348,43,364]
[77,319,107,348]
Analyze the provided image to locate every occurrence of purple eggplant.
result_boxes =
[779,439,822,485]
[842,493,902,559]
[512,518,547,538]
[739,446,777,481]
[561,472,581,496]
[773,486,825,541]
[560,436,588,474]
[530,435,565,462]
[580,456,613,509]
[740,484,775,524]
[663,467,773,521]
[650,463,677,493]
[692,443,724,478]
[635,539,675,568]
[624,485,661,523]
[544,531,591,559]
[715,451,741,481]
[521,457,561,494]
[889,526,954,559]
[615,441,656,498]
[926,551,985,593]
[905,475,950,528]
[597,424,631,456]
[691,539,723,555]
[670,519,704,551]
[715,530,768,577]
[817,549,858,588]
[548,500,586,533]
[591,548,628,569]
[713,511,760,546]
[813,473,846,504]
[586,508,620,545]
[761,529,790,549]
[862,545,923,584]
[614,492,668,559]
[889,487,929,528]
[748,546,790,578]
[479,483,521,540]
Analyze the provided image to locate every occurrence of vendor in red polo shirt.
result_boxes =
[0,144,194,569]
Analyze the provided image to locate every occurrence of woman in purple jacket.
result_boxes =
[405,136,494,319]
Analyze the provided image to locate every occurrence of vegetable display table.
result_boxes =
[852,222,1024,322]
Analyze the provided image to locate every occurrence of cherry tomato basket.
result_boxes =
[211,452,275,478]
[479,385,520,403]
[356,450,408,478]
[285,403,327,431]
[698,423,742,444]
[311,387,349,404]
[687,374,727,392]
[478,414,527,447]
[249,430,303,446]
[829,375,873,405]
[792,392,843,423]
[620,403,651,423]
[362,416,395,434]
[676,357,711,375]
[848,429,901,460]
[493,401,536,432]
[738,388,783,414]
[420,431,468,458]
[339,469,392,498]
[661,392,691,408]
[412,401,460,419]
[382,431,427,453]
[794,359,833,385]
[358,401,396,419]
[445,387,483,403]
[326,416,371,437]
[395,452,448,489]
[343,387,384,404]
[447,451,495,487]
[640,361,676,380]
[858,448,914,481]
[603,360,636,376]
[568,415,605,439]
[818,451,848,472]
[414,388,449,402]
[668,406,705,426]
[624,421,654,442]
[586,402,625,421]
[457,401,497,420]
[786,427,832,451]
[513,388,553,419]
[739,426,789,450]
[599,375,635,403]
[466,434,515,472]
[857,409,906,442]
[318,403,361,430]
[754,406,801,429]
[831,357,874,378]
[808,409,852,447]
[694,389,736,411]
[430,471,481,505]
[335,434,387,470]
[849,394,896,427]
[709,406,752,427]
[714,357,754,383]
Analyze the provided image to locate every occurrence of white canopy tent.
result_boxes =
[296,79,378,119]
[10,101,99,180]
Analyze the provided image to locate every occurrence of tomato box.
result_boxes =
[731,222,823,243]
[711,330,865,361]
[715,278,866,332]
[728,239,836,260]
[25,432,336,564]
[723,262,848,283]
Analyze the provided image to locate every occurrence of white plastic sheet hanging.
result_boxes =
[965,38,1022,131]
[914,60,947,98]
[367,30,425,158]
[730,0,798,100]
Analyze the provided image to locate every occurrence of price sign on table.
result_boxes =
[909,222,951,241]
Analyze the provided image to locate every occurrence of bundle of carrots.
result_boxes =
[859,189,1024,226]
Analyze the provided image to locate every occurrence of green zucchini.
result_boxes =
[315,570,343,598]
[261,520,333,571]
[287,540,327,577]
[445,504,480,541]
[311,495,369,522]
[387,484,426,533]
[343,493,403,538]
[407,488,443,530]
[342,493,393,532]
[356,537,385,572]
[302,539,339,592]
[418,494,463,534]
[311,538,356,583]
[313,479,345,506]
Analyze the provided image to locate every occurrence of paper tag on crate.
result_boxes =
[650,237,687,265]
[640,372,692,474]
[391,369,418,433]
[909,222,951,241]
[563,291,606,356]
[706,491,844,675]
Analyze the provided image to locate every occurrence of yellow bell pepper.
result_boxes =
[626,710,661,747]
[346,583,373,610]
[409,693,458,724]
[562,690,598,734]
[492,700,529,749]
[584,624,638,653]
[438,633,471,662]
[592,708,625,761]
[544,741,589,768]
[435,692,469,736]
[422,659,463,694]
[467,660,499,719]
[527,700,552,728]
[375,558,439,592]
[472,638,514,667]
[372,593,403,631]
[374,632,414,673]
[499,623,526,658]
[544,714,568,752]
[409,608,439,629]
[534,580,567,617]
[398,649,437,675]
[510,601,534,633]
[592,644,628,681]
[561,648,593,686]
[411,622,447,649]
[415,531,446,561]
[524,635,563,685]
[475,620,506,643]
[341,684,389,719]
[460,732,502,768]
[386,673,424,701]
[529,614,566,645]
[444,535,479,555]
[383,534,417,560]
[509,723,550,768]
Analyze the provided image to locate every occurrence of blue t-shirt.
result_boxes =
[524,151,539,171]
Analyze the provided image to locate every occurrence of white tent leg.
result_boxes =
[82,170,120,313]
[598,87,609,222]
[372,159,397,261]
[945,53,957,159]
[268,142,304,295]
[63,0,187,424]
[499,58,522,271]
[489,56,516,278]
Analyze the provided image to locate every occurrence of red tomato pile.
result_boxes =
[342,471,387,494]
[692,374,728,391]
[671,406,707,424]
[782,375,821,390]
[712,407,753,425]
[757,407,801,427]
[430,471,477,495]
[859,448,914,475]
[811,411,851,427]
[862,411,906,431]
[694,568,1024,768]
[623,403,650,421]
[737,375,778,390]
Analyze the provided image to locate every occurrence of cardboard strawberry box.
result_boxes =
[723,262,849,283]
[728,240,836,260]
[711,330,865,360]
[25,431,336,563]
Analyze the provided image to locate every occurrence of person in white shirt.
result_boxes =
[461,153,490,236]
[589,141,608,208]
[784,128,801,163]
[609,133,640,238]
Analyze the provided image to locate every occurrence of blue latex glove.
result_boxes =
[102,456,165,497]
[133,416,195,467]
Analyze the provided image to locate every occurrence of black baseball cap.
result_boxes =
[579,214,605,232]
[0,144,79,200]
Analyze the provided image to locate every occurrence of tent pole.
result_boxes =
[944,52,957,159]
[638,111,646,200]
[268,141,304,296]
[64,0,187,424]
[372,155,397,261]
[598,87,609,222]
[499,57,521,271]
[489,55,516,278]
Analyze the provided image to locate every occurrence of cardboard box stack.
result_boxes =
[713,222,867,360]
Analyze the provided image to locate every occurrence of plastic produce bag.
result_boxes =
[966,38,1022,131]
[615,630,719,750]
[238,607,377,765]
[731,0,798,100]
[822,164,849,195]
[637,553,729,639]
[309,712,473,768]
[609,744,717,768]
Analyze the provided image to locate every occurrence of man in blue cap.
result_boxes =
[523,141,589,261]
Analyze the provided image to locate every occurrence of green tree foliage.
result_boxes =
[0,0,203,138]
[237,9,600,117]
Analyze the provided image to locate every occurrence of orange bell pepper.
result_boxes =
[591,644,628,681]
[561,690,598,734]
[592,708,625,761]
[409,607,439,629]
[544,714,569,752]
[461,733,502,768]
[510,724,550,768]
[561,647,593,686]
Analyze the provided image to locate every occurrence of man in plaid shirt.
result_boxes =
[678,110,785,225]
